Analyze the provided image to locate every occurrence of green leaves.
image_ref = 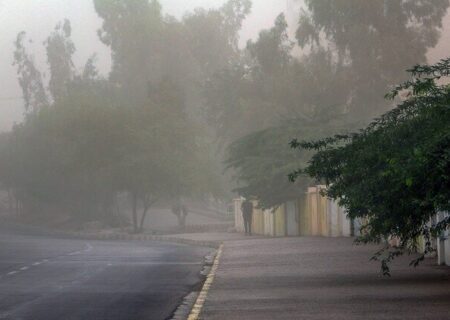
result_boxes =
[405,177,413,188]
[292,58,450,273]
[226,124,313,209]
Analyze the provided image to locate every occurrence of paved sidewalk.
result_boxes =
[199,237,450,320]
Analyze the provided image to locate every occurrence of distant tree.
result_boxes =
[44,19,76,102]
[1,0,252,231]
[1,76,125,223]
[183,0,251,76]
[0,132,15,213]
[297,0,450,119]
[290,58,450,275]
[13,32,48,113]
[205,13,293,147]
[247,13,293,75]
[217,16,352,207]
[94,0,164,106]
[93,0,245,220]
[116,79,198,232]
[205,14,352,148]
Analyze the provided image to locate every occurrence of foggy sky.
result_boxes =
[0,0,449,132]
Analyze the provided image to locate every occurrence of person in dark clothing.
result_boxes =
[241,199,253,235]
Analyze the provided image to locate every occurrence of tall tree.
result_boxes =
[44,19,76,102]
[94,0,164,106]
[13,32,48,113]
[93,0,252,205]
[117,78,206,232]
[183,0,251,77]
[297,0,449,118]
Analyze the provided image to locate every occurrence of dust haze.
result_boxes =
[0,0,449,248]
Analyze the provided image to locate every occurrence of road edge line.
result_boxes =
[187,243,223,320]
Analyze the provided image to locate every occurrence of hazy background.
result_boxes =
[4,1,448,132]
[0,0,305,131]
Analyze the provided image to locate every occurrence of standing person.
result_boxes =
[241,199,253,235]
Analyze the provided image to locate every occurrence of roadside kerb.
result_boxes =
[47,229,221,248]
[187,243,223,320]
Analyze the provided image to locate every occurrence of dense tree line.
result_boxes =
[0,0,252,231]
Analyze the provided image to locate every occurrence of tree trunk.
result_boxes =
[138,196,157,233]
[131,192,138,233]
[138,207,149,233]
[7,189,13,214]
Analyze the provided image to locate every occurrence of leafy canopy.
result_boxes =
[290,58,450,275]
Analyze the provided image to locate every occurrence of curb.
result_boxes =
[187,243,223,320]
[48,229,221,249]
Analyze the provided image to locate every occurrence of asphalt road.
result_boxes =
[0,223,211,320]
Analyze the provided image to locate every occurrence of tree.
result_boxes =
[290,58,450,275]
[205,13,294,147]
[297,0,449,119]
[94,0,164,106]
[1,76,125,224]
[1,0,251,231]
[44,19,76,102]
[218,16,353,207]
[93,0,248,220]
[183,0,251,77]
[220,0,449,211]
[226,123,311,209]
[13,32,48,113]
[247,13,293,76]
[115,78,209,232]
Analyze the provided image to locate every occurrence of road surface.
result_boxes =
[0,223,211,320]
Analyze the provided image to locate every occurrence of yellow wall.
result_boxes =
[298,196,310,236]
[298,187,331,236]
[235,187,352,238]
[274,204,286,236]
[308,188,319,236]
[318,192,329,236]
[252,206,265,235]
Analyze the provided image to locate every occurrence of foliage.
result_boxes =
[13,32,48,112]
[297,0,449,118]
[0,78,124,222]
[2,0,253,230]
[226,123,311,209]
[93,0,252,202]
[290,58,450,274]
[220,16,358,208]
[220,0,449,211]
[44,19,76,102]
